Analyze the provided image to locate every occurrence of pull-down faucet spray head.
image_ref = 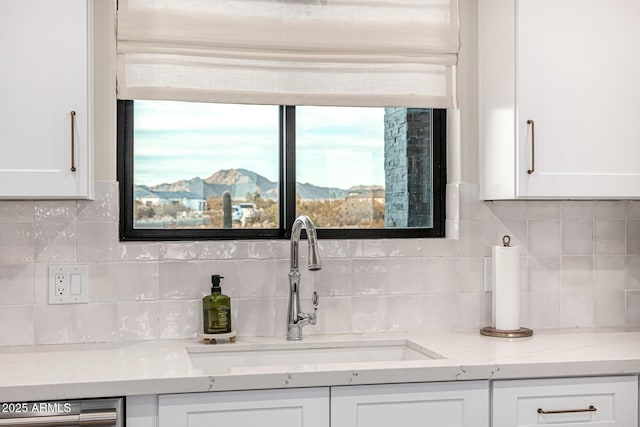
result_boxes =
[290,215,322,272]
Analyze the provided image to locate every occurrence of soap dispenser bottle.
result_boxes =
[202,274,232,334]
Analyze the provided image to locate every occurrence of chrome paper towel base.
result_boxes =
[480,326,533,338]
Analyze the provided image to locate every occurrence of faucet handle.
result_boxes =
[312,291,319,309]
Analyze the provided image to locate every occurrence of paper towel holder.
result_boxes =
[480,235,534,338]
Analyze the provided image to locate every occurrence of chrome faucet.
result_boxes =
[287,215,321,340]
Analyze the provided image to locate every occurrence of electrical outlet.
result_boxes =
[55,274,68,296]
[49,265,89,304]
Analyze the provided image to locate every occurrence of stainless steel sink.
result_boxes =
[187,339,443,370]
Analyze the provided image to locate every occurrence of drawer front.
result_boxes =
[492,376,637,426]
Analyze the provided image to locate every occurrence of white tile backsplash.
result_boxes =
[2,181,640,346]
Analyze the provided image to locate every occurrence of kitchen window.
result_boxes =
[115,0,458,240]
[117,101,446,240]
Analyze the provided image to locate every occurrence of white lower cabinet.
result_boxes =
[151,381,489,427]
[158,387,329,427]
[492,376,638,427]
[331,381,489,427]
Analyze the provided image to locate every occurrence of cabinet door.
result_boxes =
[158,387,329,427]
[0,0,92,199]
[331,381,489,427]
[516,0,640,198]
[492,376,638,427]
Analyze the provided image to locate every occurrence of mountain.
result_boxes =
[145,168,350,200]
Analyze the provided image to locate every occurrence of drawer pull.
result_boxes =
[538,405,597,415]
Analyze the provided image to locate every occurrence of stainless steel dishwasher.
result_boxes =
[0,397,123,426]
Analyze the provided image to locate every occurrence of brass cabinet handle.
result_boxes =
[70,111,77,172]
[537,405,597,415]
[527,119,535,174]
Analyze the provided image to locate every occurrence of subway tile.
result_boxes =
[317,240,351,258]
[528,220,561,257]
[117,301,159,341]
[34,304,77,344]
[421,238,459,257]
[457,257,484,294]
[0,305,34,346]
[594,291,626,327]
[384,239,423,257]
[562,201,594,221]
[387,296,423,332]
[158,261,202,299]
[195,241,237,260]
[457,293,491,329]
[34,222,75,263]
[351,296,387,333]
[0,201,34,223]
[627,256,640,290]
[158,242,198,260]
[595,201,626,220]
[314,258,352,296]
[457,219,492,257]
[528,257,561,292]
[159,299,200,339]
[77,181,119,222]
[526,293,560,329]
[422,294,458,331]
[387,257,423,295]
[117,262,159,301]
[309,296,352,335]
[560,291,594,328]
[626,221,640,254]
[88,262,118,302]
[626,291,640,325]
[76,302,118,343]
[234,298,275,337]
[627,201,640,219]
[493,201,527,221]
[235,260,277,298]
[561,218,593,256]
[351,259,388,295]
[0,223,34,264]
[423,257,457,294]
[34,201,77,223]
[459,183,492,220]
[119,243,159,261]
[77,222,119,262]
[362,240,387,257]
[561,256,594,291]
[0,264,34,305]
[527,201,561,220]
[594,255,625,291]
[594,220,626,255]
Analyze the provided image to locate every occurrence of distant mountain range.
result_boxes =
[135,168,380,201]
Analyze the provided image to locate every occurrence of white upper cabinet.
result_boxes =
[0,0,93,199]
[479,0,640,200]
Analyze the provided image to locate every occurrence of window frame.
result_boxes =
[117,100,446,241]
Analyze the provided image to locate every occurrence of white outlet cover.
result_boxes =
[48,265,89,304]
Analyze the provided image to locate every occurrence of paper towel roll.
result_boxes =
[492,242,520,331]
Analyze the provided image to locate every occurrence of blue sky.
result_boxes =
[134,101,385,189]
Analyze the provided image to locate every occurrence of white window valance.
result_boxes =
[116,0,459,108]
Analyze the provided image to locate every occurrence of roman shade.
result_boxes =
[116,0,459,108]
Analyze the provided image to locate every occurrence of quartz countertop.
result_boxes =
[2,329,640,402]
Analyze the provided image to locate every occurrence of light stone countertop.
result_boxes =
[2,329,640,402]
